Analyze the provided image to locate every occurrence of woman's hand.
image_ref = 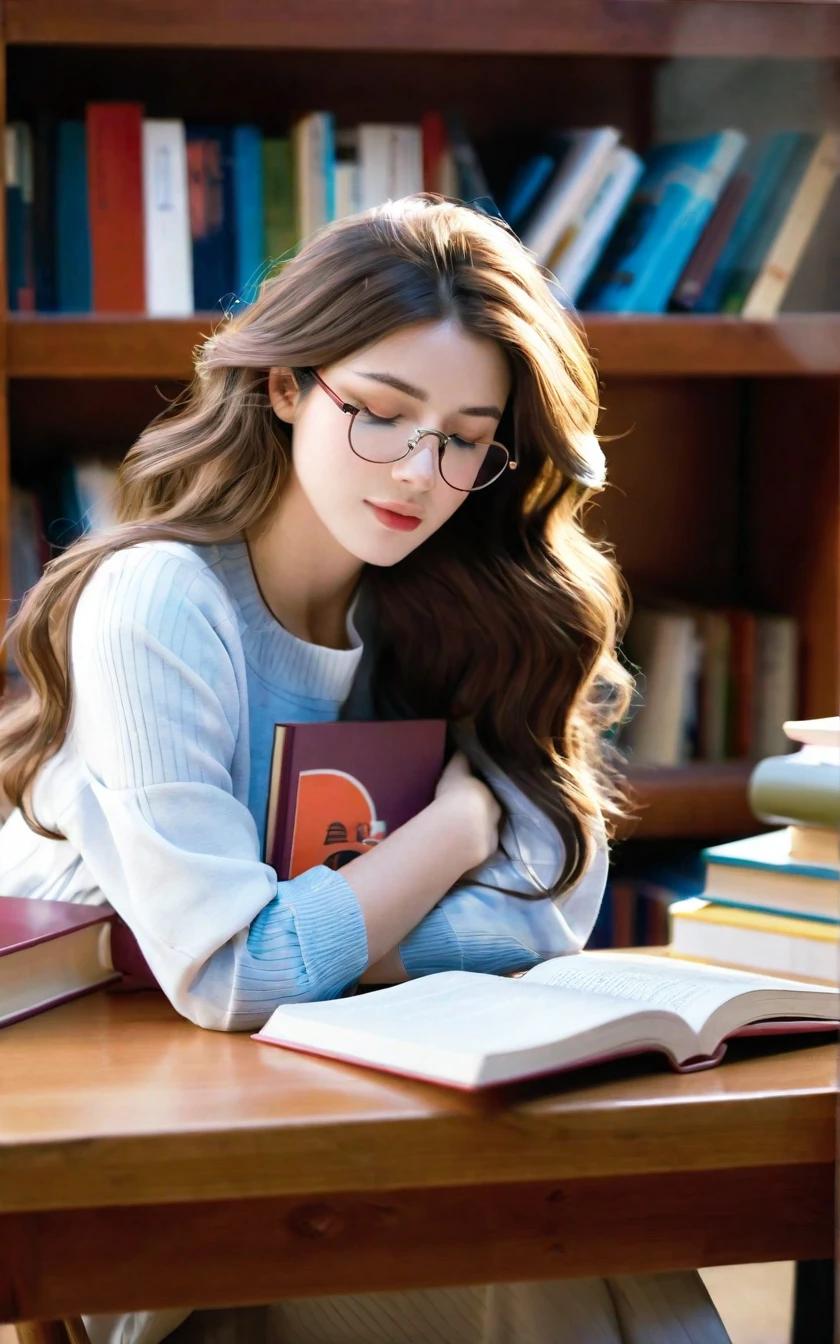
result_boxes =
[434,749,502,868]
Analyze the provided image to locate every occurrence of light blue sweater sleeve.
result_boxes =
[399,726,608,978]
[66,547,369,1031]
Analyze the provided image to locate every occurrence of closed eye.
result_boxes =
[357,408,401,427]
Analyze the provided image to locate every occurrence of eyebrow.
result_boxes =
[351,370,503,420]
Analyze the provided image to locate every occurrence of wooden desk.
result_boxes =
[0,991,835,1324]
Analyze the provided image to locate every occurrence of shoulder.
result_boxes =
[75,540,236,634]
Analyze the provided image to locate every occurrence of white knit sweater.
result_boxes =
[0,539,607,1032]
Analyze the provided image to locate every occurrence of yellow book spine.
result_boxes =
[669,897,839,943]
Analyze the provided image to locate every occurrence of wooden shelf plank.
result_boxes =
[584,314,840,378]
[8,0,840,57]
[619,760,756,840]
[9,313,840,381]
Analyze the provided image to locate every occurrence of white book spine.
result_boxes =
[391,125,424,198]
[358,124,392,210]
[293,113,330,239]
[142,120,194,316]
[550,146,643,303]
[334,163,361,220]
[521,127,621,266]
[622,611,699,765]
[742,130,840,320]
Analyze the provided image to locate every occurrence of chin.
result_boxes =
[353,538,422,568]
[333,521,426,568]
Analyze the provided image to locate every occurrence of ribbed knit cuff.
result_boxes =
[284,865,370,997]
[453,931,542,976]
[400,905,462,978]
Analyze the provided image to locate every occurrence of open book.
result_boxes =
[254,951,840,1089]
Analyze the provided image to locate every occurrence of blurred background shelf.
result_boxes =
[9,0,840,57]
[11,313,840,380]
[618,760,757,841]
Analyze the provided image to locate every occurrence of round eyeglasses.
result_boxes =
[310,370,517,493]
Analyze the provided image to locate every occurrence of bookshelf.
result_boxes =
[1,1,838,845]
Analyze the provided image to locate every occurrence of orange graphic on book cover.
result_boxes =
[288,769,389,877]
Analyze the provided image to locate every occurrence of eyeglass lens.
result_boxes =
[349,413,509,491]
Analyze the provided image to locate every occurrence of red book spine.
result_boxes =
[86,102,145,312]
[421,112,449,195]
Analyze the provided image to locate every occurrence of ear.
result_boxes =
[267,367,300,422]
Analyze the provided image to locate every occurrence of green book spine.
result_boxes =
[748,755,840,829]
[263,137,298,268]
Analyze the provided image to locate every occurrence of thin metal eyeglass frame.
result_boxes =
[310,370,517,493]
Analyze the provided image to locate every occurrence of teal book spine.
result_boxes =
[721,133,816,315]
[232,125,265,304]
[581,130,746,313]
[693,132,802,314]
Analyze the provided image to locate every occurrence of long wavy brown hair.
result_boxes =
[0,192,632,895]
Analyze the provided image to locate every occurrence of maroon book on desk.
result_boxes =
[0,896,156,1028]
[264,720,448,879]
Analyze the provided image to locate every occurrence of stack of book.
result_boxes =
[8,109,840,318]
[669,716,840,982]
[618,603,798,766]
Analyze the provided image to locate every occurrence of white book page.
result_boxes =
[260,971,686,1085]
[522,952,823,1037]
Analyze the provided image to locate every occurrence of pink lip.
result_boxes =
[366,502,423,532]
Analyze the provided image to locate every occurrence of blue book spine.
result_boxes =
[55,121,92,313]
[502,153,556,231]
[322,113,336,224]
[232,125,265,304]
[582,131,747,313]
[693,132,803,314]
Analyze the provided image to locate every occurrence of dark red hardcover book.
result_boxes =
[86,102,145,312]
[669,170,751,312]
[0,896,119,1027]
[264,720,448,879]
[0,896,157,1028]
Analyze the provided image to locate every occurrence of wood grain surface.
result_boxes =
[0,992,834,1214]
[10,314,840,381]
[0,1165,832,1320]
[8,0,840,58]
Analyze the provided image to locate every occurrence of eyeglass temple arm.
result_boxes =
[312,369,356,414]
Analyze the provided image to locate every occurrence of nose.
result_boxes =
[390,435,437,490]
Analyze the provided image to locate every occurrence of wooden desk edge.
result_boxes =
[1,1163,833,1323]
[0,1080,835,1214]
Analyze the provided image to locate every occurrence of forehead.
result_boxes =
[344,320,512,399]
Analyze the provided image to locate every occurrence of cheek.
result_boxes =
[426,484,470,531]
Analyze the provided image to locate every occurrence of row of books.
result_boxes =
[5,108,455,316]
[619,604,798,765]
[669,717,840,983]
[519,125,840,315]
[8,107,840,317]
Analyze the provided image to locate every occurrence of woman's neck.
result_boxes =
[245,479,363,650]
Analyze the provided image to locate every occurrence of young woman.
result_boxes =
[0,194,730,1343]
